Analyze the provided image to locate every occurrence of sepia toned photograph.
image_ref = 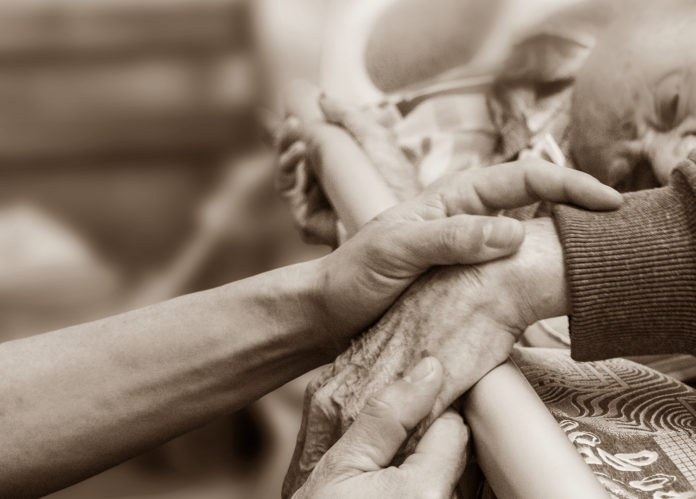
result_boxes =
[1,0,695,497]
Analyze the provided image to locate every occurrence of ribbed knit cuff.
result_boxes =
[552,161,696,361]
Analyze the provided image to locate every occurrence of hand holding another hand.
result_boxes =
[287,215,574,496]
[308,159,621,347]
[280,86,624,497]
[294,357,469,499]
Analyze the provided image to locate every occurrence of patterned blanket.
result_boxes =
[516,347,696,498]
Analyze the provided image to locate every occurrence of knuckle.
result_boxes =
[438,224,461,251]
[518,156,544,171]
[370,222,401,250]
[289,140,306,156]
[420,193,447,214]
[519,158,552,181]
[439,222,481,254]
[363,393,394,418]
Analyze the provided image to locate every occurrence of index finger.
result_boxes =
[399,410,469,497]
[426,159,623,218]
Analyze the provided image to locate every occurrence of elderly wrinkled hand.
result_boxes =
[293,357,469,499]
[356,216,569,415]
[278,87,624,495]
[309,158,622,346]
[284,215,576,496]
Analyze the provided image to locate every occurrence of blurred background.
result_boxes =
[1,1,330,497]
[0,0,602,498]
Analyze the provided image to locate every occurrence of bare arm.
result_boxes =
[0,261,327,496]
[0,165,544,496]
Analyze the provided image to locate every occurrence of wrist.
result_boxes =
[249,259,344,363]
[509,218,569,324]
[293,258,353,356]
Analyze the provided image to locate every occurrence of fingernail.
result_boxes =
[483,218,524,249]
[600,183,623,203]
[404,357,435,383]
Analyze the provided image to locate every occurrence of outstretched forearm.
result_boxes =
[0,260,328,497]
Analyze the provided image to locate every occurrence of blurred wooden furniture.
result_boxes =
[0,0,255,163]
[0,3,299,499]
[0,0,262,274]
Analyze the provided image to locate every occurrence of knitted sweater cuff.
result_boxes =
[552,161,696,361]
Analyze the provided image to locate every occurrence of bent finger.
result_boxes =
[400,409,469,496]
[322,357,443,472]
[278,141,306,177]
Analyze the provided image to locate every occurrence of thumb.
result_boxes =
[395,215,525,270]
[321,357,443,473]
[399,409,470,497]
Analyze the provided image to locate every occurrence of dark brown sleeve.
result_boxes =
[552,159,696,361]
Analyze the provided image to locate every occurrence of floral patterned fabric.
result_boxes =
[514,347,696,498]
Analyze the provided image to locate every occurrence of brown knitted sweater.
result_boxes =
[552,156,696,361]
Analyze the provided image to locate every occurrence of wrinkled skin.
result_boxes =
[293,357,471,499]
[279,1,696,492]
[283,219,563,498]
[278,87,620,497]
[570,0,696,189]
[279,2,696,495]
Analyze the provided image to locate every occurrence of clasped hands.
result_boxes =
[274,84,622,498]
